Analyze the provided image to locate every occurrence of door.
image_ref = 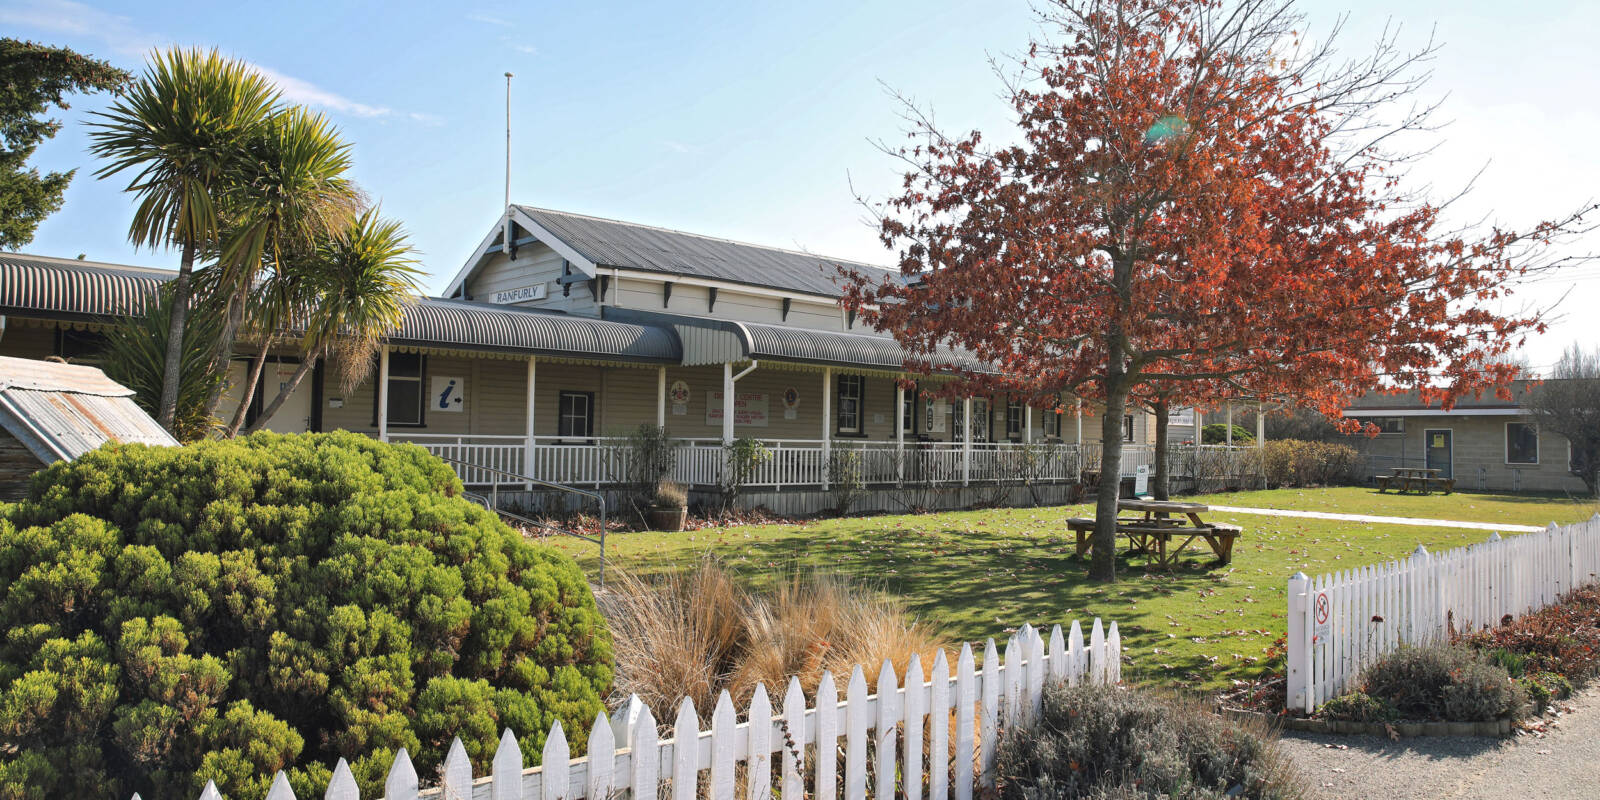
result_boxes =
[1424,429,1452,478]
[224,360,313,434]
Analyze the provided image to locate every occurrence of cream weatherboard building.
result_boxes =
[0,206,1166,513]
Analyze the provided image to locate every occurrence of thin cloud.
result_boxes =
[0,0,158,56]
[250,64,391,118]
[3,0,428,123]
[468,12,513,27]
[663,140,701,155]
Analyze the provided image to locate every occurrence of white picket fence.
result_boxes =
[165,618,1122,800]
[1286,515,1600,713]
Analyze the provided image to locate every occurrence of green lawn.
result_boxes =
[1203,486,1597,526]
[552,489,1586,690]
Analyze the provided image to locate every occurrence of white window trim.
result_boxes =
[1505,421,1540,466]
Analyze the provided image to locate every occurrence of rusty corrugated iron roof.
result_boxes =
[0,355,178,463]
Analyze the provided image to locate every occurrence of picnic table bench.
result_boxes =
[1067,499,1241,566]
[1376,467,1454,495]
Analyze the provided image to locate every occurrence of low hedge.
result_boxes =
[1258,439,1360,488]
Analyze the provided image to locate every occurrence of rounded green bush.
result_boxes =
[0,432,612,799]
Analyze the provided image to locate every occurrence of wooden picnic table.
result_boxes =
[1066,499,1241,566]
[1377,467,1454,495]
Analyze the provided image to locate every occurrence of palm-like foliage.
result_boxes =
[86,48,280,431]
[247,208,422,433]
[97,287,229,443]
[208,106,361,432]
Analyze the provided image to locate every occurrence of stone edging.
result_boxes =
[1219,708,1514,738]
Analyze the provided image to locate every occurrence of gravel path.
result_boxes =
[1277,685,1600,799]
[1207,505,1544,533]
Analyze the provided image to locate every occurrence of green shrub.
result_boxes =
[1516,672,1572,714]
[1441,662,1528,722]
[1318,692,1398,723]
[1486,647,1528,678]
[1359,644,1526,722]
[0,432,612,799]
[1200,423,1254,445]
[1259,439,1360,487]
[994,684,1301,800]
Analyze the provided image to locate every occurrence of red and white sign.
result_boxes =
[705,392,770,427]
[1313,591,1331,644]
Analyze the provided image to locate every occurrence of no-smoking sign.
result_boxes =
[1313,591,1331,643]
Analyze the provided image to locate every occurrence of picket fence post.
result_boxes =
[1286,571,1310,713]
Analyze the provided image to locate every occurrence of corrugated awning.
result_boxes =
[0,253,682,364]
[602,308,987,373]
[0,355,178,463]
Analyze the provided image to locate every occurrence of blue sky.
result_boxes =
[5,0,1597,368]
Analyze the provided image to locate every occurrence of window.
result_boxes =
[1371,417,1404,435]
[1006,401,1023,440]
[901,386,918,435]
[1123,414,1136,443]
[1043,405,1062,438]
[381,352,424,426]
[558,391,595,439]
[1506,422,1539,465]
[970,398,990,442]
[837,375,864,435]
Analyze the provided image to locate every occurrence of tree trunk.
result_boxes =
[1153,399,1170,500]
[201,295,248,421]
[156,240,197,431]
[245,346,320,434]
[225,340,273,437]
[1091,386,1128,583]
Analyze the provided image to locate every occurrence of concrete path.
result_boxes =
[1208,505,1544,533]
[1278,685,1600,799]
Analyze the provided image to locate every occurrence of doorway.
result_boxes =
[1424,429,1453,478]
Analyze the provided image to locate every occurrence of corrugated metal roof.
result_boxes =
[0,252,168,320]
[394,298,680,363]
[0,356,178,463]
[0,253,681,364]
[602,308,987,373]
[515,206,902,298]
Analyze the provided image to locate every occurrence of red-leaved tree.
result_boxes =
[845,0,1593,581]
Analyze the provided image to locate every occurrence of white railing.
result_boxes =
[174,617,1123,800]
[1286,515,1600,713]
[395,434,1170,491]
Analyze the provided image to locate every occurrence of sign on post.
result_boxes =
[1313,590,1331,644]
[1133,464,1149,496]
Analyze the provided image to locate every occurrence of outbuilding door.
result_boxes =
[1424,429,1453,479]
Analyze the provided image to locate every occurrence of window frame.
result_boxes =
[1505,421,1540,466]
[900,385,919,437]
[557,391,596,441]
[374,352,426,427]
[1371,416,1405,435]
[1123,413,1136,443]
[836,374,865,437]
[1005,400,1023,441]
[1043,400,1062,440]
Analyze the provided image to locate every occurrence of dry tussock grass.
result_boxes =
[601,557,950,721]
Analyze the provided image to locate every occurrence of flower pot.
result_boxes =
[647,505,688,532]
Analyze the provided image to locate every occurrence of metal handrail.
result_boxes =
[436,456,608,587]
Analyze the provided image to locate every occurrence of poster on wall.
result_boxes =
[669,380,691,416]
[431,376,465,412]
[706,392,771,427]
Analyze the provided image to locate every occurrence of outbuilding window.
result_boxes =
[1506,422,1539,465]
[1006,401,1023,440]
[1371,417,1404,435]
